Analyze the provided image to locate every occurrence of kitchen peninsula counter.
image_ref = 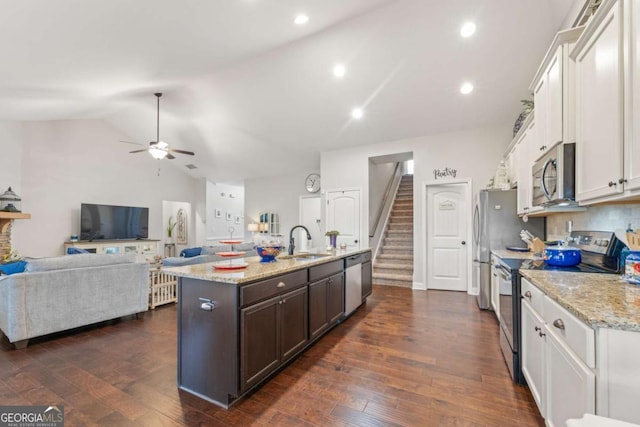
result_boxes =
[164,248,372,409]
[162,247,370,284]
[520,270,640,332]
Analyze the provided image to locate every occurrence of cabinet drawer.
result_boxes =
[521,278,545,313]
[240,269,307,307]
[542,295,595,368]
[309,260,343,282]
[361,251,372,263]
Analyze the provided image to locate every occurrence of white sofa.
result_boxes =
[0,253,149,348]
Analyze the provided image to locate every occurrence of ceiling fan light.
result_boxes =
[149,147,168,160]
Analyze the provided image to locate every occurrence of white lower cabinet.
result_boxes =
[521,301,546,418]
[490,256,499,319]
[545,325,595,427]
[521,278,596,426]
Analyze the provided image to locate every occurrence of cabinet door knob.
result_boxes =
[199,298,216,311]
[524,291,532,299]
[608,181,617,187]
[553,318,565,330]
[276,282,286,288]
[534,326,541,332]
[619,178,628,184]
[539,331,546,337]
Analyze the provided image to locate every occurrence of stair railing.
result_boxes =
[369,163,404,260]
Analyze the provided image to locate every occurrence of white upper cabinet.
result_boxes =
[529,27,584,162]
[573,0,624,202]
[625,0,640,192]
[572,0,640,203]
[516,118,539,215]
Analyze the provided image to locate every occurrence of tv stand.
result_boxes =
[63,239,160,263]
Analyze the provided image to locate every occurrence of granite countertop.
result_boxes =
[520,270,640,332]
[491,249,543,260]
[162,248,370,285]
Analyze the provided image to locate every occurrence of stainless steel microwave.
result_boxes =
[532,143,576,207]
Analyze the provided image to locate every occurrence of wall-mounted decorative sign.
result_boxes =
[433,167,458,180]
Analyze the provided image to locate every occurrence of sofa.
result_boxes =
[162,243,256,267]
[0,253,149,348]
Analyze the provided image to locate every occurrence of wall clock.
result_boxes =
[305,173,321,193]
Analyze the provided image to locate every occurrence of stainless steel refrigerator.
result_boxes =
[473,189,545,309]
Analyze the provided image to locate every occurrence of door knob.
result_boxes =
[354,239,358,243]
[461,241,466,245]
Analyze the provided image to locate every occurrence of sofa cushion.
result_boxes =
[200,245,232,255]
[0,261,27,275]
[179,247,202,258]
[163,255,215,267]
[233,242,256,252]
[25,253,136,272]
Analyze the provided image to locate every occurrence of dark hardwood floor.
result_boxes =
[0,286,544,426]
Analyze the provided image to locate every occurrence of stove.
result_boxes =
[496,230,624,384]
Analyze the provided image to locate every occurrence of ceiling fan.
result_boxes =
[121,93,195,160]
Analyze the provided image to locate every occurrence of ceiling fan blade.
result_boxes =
[120,140,143,146]
[169,148,195,156]
[129,149,148,154]
[166,153,176,160]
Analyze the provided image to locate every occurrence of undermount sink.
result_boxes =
[278,253,331,261]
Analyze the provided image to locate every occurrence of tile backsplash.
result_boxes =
[546,203,640,242]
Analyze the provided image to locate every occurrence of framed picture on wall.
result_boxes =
[176,208,188,245]
[235,215,241,224]
[226,212,232,221]
[215,208,222,218]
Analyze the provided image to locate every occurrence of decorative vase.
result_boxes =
[329,235,337,248]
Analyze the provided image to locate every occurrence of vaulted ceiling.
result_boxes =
[1,0,582,182]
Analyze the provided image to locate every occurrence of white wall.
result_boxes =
[321,123,512,288]
[0,120,23,196]
[244,171,322,249]
[205,181,245,242]
[368,161,397,234]
[13,119,203,257]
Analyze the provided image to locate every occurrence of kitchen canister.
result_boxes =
[624,251,640,285]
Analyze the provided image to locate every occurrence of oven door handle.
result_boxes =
[494,263,512,278]
[541,158,557,200]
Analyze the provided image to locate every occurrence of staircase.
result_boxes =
[373,175,413,288]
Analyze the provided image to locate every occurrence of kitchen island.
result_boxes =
[163,248,372,408]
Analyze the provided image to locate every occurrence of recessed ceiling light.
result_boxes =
[294,14,309,25]
[351,108,364,119]
[460,22,476,38]
[333,64,346,78]
[460,82,474,94]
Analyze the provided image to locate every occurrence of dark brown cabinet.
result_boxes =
[362,260,372,300]
[309,272,344,341]
[240,286,308,392]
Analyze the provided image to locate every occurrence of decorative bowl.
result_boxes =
[256,246,283,263]
[544,246,581,267]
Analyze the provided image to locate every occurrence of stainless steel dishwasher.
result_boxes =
[344,253,363,315]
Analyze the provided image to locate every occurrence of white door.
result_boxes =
[299,196,322,251]
[426,183,468,291]
[326,189,360,249]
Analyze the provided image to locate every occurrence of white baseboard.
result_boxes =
[412,282,426,290]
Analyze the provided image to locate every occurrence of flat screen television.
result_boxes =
[80,203,149,241]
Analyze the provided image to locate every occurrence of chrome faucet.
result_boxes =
[288,225,312,255]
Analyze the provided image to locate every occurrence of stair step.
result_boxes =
[372,277,414,288]
[372,271,413,282]
[387,224,412,230]
[377,253,413,261]
[380,246,413,254]
[374,263,413,271]
[384,236,412,243]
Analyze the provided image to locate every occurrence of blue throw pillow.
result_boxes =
[179,247,202,258]
[67,247,90,255]
[0,260,27,275]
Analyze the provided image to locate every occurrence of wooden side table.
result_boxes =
[149,260,177,309]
